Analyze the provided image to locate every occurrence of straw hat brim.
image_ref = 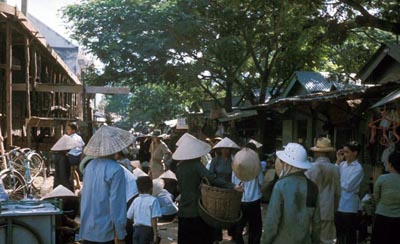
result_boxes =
[41,185,76,199]
[84,125,134,157]
[132,168,148,178]
[276,150,311,169]
[173,134,211,161]
[51,135,82,151]
[310,146,336,152]
[213,137,240,149]
[159,170,177,181]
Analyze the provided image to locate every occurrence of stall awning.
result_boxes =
[370,88,400,108]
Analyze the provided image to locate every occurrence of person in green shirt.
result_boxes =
[371,151,400,244]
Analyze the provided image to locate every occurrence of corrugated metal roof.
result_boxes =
[295,71,332,93]
[370,87,400,108]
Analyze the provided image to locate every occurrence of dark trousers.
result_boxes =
[178,217,213,244]
[133,225,154,244]
[335,211,358,244]
[53,153,73,191]
[371,214,400,244]
[234,199,262,244]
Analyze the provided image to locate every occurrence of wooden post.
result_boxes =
[5,21,12,147]
[0,124,6,169]
[25,37,32,147]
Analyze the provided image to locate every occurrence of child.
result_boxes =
[127,176,162,244]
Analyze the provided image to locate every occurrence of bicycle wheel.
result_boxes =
[26,152,45,178]
[0,169,27,200]
[0,220,42,244]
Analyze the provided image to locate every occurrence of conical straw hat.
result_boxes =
[213,137,240,149]
[232,148,261,181]
[152,178,165,196]
[248,139,263,149]
[172,133,211,161]
[132,168,148,178]
[51,135,83,151]
[42,185,75,199]
[159,170,177,181]
[175,132,196,147]
[84,125,134,157]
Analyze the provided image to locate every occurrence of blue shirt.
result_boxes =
[127,194,162,227]
[68,133,84,156]
[337,160,364,213]
[232,170,263,202]
[156,189,178,216]
[80,158,127,241]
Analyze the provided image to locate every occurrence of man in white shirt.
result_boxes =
[335,141,364,244]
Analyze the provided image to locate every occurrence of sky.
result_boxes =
[7,0,79,42]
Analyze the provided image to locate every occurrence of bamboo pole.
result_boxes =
[5,21,12,147]
[0,124,6,169]
[25,37,32,147]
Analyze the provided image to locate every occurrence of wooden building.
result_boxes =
[0,3,82,149]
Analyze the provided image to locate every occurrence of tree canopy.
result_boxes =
[63,0,399,125]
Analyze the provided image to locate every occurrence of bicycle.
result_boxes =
[0,148,27,200]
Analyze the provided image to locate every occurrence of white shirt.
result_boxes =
[232,171,263,202]
[80,158,127,241]
[157,189,178,216]
[68,133,85,156]
[337,160,364,213]
[127,194,162,227]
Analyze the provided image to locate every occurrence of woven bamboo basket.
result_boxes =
[200,177,242,221]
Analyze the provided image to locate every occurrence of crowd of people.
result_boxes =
[49,124,399,244]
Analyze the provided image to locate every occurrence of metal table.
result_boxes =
[0,200,62,244]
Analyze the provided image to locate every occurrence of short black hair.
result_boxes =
[388,151,400,172]
[67,123,78,132]
[344,141,361,154]
[136,176,152,194]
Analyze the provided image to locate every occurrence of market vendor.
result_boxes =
[148,129,172,179]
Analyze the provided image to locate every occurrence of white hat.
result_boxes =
[132,168,148,178]
[213,137,240,149]
[159,170,177,181]
[276,143,311,169]
[310,137,335,152]
[152,178,165,196]
[51,135,83,151]
[172,133,211,160]
[248,139,263,149]
[130,160,142,169]
[84,125,134,157]
[232,148,261,181]
[175,132,196,147]
[41,185,75,199]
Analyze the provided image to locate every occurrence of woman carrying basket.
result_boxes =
[209,137,240,243]
[174,133,242,244]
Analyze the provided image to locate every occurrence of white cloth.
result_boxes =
[127,194,162,227]
[305,157,341,220]
[337,160,364,213]
[232,170,263,202]
[156,189,178,216]
[68,133,84,156]
[80,158,127,241]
